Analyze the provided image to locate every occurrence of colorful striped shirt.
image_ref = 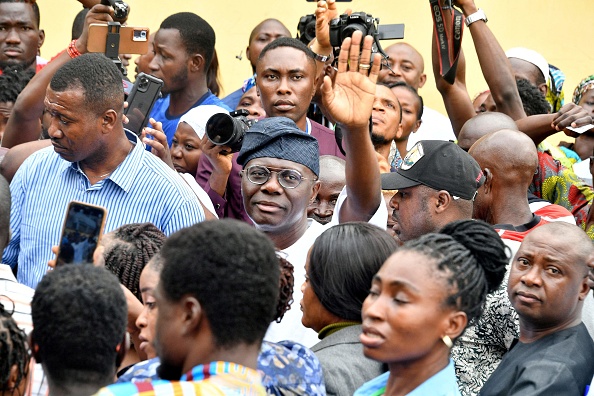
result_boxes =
[96,361,266,396]
[2,131,205,288]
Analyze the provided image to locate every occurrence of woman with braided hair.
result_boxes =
[355,219,509,396]
[102,223,166,302]
[0,300,30,396]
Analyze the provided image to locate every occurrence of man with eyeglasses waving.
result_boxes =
[234,31,388,348]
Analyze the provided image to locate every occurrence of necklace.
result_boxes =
[85,142,135,181]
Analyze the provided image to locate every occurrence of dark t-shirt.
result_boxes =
[480,323,594,396]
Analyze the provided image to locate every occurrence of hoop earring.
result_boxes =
[442,335,453,349]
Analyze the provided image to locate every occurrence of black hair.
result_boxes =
[0,174,11,251]
[516,78,550,116]
[402,219,508,326]
[160,12,215,68]
[258,37,316,69]
[103,223,166,302]
[207,49,222,97]
[71,8,89,40]
[388,81,424,121]
[159,219,279,349]
[0,0,40,27]
[309,223,398,321]
[275,255,294,323]
[49,53,124,117]
[0,299,30,393]
[31,265,127,386]
[0,64,34,103]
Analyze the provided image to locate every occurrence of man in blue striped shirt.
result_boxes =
[2,53,204,288]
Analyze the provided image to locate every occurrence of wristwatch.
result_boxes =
[465,9,487,27]
[308,45,332,63]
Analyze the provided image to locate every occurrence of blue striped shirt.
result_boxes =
[3,132,205,288]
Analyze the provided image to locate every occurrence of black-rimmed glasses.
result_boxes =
[242,165,317,189]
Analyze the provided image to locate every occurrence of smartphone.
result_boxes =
[124,73,163,136]
[87,23,150,55]
[56,202,107,266]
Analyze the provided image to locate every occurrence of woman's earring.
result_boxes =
[442,335,453,349]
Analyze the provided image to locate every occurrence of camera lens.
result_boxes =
[138,76,149,91]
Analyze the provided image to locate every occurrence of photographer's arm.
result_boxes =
[455,0,525,120]
[322,31,381,223]
[2,4,115,148]
[431,14,474,137]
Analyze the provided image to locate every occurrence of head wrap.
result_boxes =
[178,105,228,139]
[572,75,594,105]
[237,117,320,176]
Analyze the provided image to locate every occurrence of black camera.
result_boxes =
[297,14,317,46]
[329,12,404,61]
[205,109,256,153]
[101,0,129,20]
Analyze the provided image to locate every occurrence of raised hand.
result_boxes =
[321,31,380,129]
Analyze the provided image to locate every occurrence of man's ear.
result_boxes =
[189,53,206,74]
[537,83,549,98]
[30,331,41,363]
[115,332,129,368]
[418,73,427,89]
[310,180,321,202]
[435,190,453,213]
[181,295,203,335]
[100,109,118,134]
[38,29,45,50]
[482,168,493,195]
[245,45,251,62]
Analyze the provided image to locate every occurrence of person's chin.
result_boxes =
[308,214,332,225]
[157,360,183,381]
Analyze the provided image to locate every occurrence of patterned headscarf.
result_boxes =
[572,75,594,105]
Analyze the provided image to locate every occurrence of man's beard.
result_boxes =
[371,132,390,147]
[0,57,36,73]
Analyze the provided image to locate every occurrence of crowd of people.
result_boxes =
[1,0,594,395]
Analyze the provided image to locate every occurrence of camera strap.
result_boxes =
[429,0,464,85]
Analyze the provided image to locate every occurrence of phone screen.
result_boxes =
[56,202,106,266]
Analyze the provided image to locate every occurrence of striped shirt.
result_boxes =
[96,361,266,396]
[2,132,204,288]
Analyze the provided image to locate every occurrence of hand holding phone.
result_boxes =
[55,202,107,267]
[124,73,163,136]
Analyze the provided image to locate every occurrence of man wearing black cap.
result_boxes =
[381,140,484,244]
[237,31,387,347]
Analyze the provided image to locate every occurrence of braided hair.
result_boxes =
[0,299,30,393]
[275,255,294,323]
[0,65,34,104]
[402,219,509,325]
[104,223,166,301]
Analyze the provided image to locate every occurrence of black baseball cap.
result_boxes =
[381,140,485,200]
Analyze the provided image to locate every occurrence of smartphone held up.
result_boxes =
[55,201,107,267]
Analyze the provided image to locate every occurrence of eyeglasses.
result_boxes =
[242,165,317,189]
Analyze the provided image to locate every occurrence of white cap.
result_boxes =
[506,47,550,84]
[178,105,229,139]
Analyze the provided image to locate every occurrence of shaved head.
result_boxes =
[458,112,518,151]
[527,223,593,271]
[470,129,538,187]
[379,43,426,89]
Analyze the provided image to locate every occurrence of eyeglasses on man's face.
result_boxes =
[241,165,317,189]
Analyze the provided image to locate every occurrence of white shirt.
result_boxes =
[264,188,388,347]
[407,106,456,150]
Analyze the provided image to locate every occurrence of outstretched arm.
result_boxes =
[431,5,474,136]
[455,0,525,120]
[2,4,115,148]
[321,31,381,223]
